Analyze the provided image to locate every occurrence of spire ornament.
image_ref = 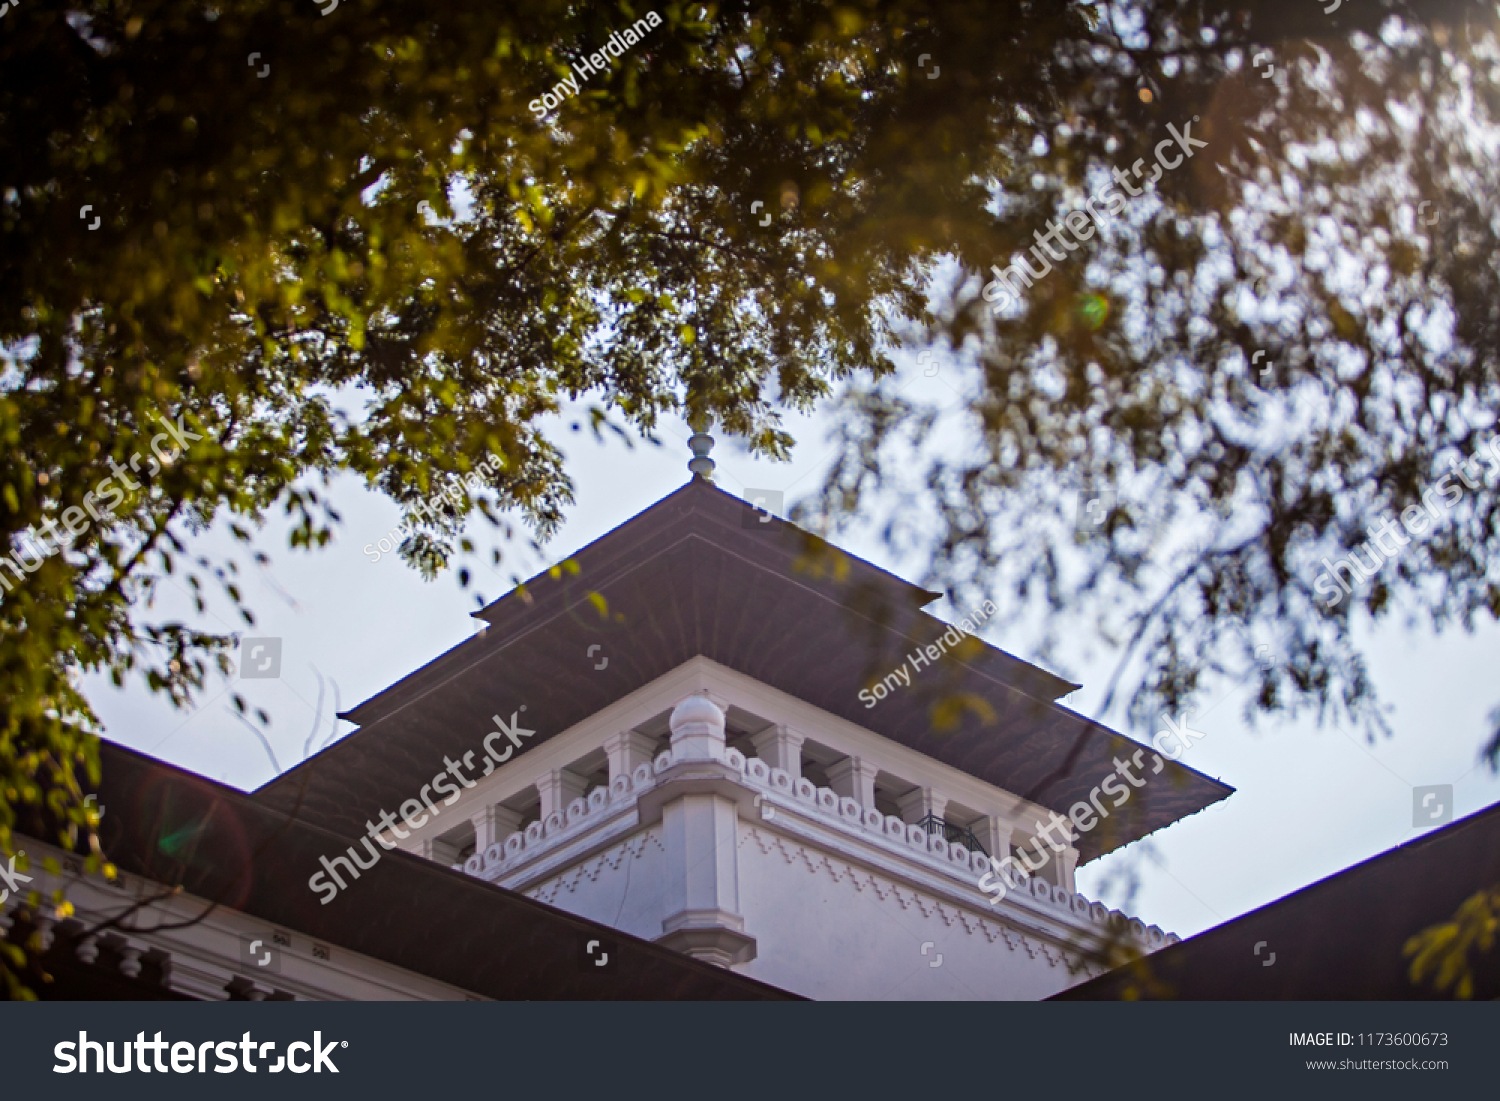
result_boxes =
[687,411,716,480]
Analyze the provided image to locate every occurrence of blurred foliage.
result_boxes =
[1,0,1495,997]
[1405,885,1499,999]
[809,0,1496,748]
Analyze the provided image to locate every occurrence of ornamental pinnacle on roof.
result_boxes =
[687,412,715,480]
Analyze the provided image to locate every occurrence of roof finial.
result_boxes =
[687,411,715,480]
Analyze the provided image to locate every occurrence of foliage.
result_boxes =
[1404,885,1500,999]
[808,1,1496,746]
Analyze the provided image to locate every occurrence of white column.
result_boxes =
[658,792,756,966]
[538,770,588,818]
[662,794,741,916]
[1020,812,1077,889]
[826,756,879,806]
[1053,845,1080,893]
[975,815,1014,864]
[604,730,658,780]
[655,695,756,966]
[749,723,804,777]
[897,787,948,824]
[472,804,522,849]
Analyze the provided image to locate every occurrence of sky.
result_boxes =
[85,357,1500,943]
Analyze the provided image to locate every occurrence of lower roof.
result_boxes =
[37,741,797,1000]
[1056,798,1500,1000]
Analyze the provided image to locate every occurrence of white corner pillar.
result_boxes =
[656,696,756,966]
[826,756,879,807]
[604,730,658,781]
[1024,811,1078,890]
[975,815,1014,866]
[897,787,948,825]
[1053,845,1080,893]
[749,723,804,778]
[538,769,589,819]
[472,804,522,850]
[658,793,756,967]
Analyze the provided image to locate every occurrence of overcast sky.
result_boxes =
[86,355,1500,943]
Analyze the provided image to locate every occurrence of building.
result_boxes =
[6,439,1231,999]
[4,741,792,1000]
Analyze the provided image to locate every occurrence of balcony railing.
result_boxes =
[915,814,988,857]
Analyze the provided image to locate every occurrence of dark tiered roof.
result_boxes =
[1055,799,1500,1000]
[254,477,1231,862]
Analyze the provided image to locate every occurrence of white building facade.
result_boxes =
[389,656,1176,999]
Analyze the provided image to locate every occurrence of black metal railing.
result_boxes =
[915,813,988,857]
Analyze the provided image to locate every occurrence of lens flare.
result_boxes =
[1078,294,1109,329]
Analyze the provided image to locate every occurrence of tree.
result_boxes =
[792,0,1500,993]
[812,0,1496,740]
[1,0,1492,995]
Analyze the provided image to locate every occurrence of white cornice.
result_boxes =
[447,738,1173,961]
